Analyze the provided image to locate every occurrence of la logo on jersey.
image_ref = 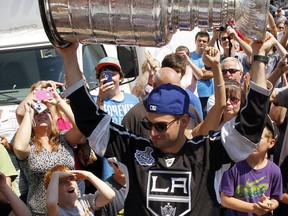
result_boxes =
[147,170,191,215]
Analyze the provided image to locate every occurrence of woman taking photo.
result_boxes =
[13,81,83,215]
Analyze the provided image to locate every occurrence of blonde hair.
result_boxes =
[31,117,61,154]
[29,81,63,153]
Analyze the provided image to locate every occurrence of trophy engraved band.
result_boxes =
[38,0,270,48]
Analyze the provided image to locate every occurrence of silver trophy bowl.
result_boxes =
[39,0,270,48]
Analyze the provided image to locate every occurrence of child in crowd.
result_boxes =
[13,80,83,215]
[0,172,31,216]
[220,117,283,215]
[95,159,126,216]
[44,164,115,216]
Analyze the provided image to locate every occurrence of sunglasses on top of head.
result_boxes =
[222,68,240,75]
[140,116,181,132]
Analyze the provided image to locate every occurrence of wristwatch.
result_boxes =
[204,65,212,70]
[251,55,268,64]
[97,97,104,102]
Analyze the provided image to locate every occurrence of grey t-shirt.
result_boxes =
[95,176,126,216]
[275,86,288,108]
[58,192,99,216]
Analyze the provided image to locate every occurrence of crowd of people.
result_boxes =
[0,9,288,216]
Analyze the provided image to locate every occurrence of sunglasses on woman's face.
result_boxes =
[227,97,240,105]
[141,117,181,132]
[220,36,231,42]
[222,68,240,75]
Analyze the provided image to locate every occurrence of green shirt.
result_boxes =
[0,144,17,181]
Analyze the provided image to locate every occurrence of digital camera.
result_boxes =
[33,102,47,113]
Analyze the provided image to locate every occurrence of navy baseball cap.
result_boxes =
[146,83,195,119]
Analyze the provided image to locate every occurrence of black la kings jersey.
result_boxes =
[68,80,271,216]
[103,130,231,216]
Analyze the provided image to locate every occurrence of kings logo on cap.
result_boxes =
[149,105,157,111]
[146,84,189,115]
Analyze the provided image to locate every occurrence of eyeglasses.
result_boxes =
[141,117,181,132]
[227,97,240,105]
[222,68,240,75]
[220,36,231,42]
[278,26,284,30]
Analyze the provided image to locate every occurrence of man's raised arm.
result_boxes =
[55,43,83,87]
[56,43,111,143]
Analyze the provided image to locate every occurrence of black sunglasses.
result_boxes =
[220,36,232,42]
[222,68,240,75]
[141,117,181,132]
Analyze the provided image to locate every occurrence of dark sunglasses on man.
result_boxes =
[222,68,240,75]
[141,116,181,132]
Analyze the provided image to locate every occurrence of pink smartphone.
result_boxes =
[34,89,53,101]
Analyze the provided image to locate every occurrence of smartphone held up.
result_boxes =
[34,89,53,101]
[102,71,113,84]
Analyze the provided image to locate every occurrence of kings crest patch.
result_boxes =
[147,170,191,215]
[135,146,155,166]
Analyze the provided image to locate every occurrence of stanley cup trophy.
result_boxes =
[39,0,270,48]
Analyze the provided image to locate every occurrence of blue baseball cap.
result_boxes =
[146,83,195,119]
[96,56,122,72]
[95,56,123,79]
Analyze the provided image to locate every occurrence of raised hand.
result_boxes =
[24,103,35,116]
[54,43,79,58]
[68,170,90,181]
[276,53,288,74]
[202,46,220,67]
[226,26,237,38]
[0,136,9,150]
[212,27,220,38]
[98,76,114,101]
[250,32,277,55]
[175,50,189,62]
[145,51,154,67]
